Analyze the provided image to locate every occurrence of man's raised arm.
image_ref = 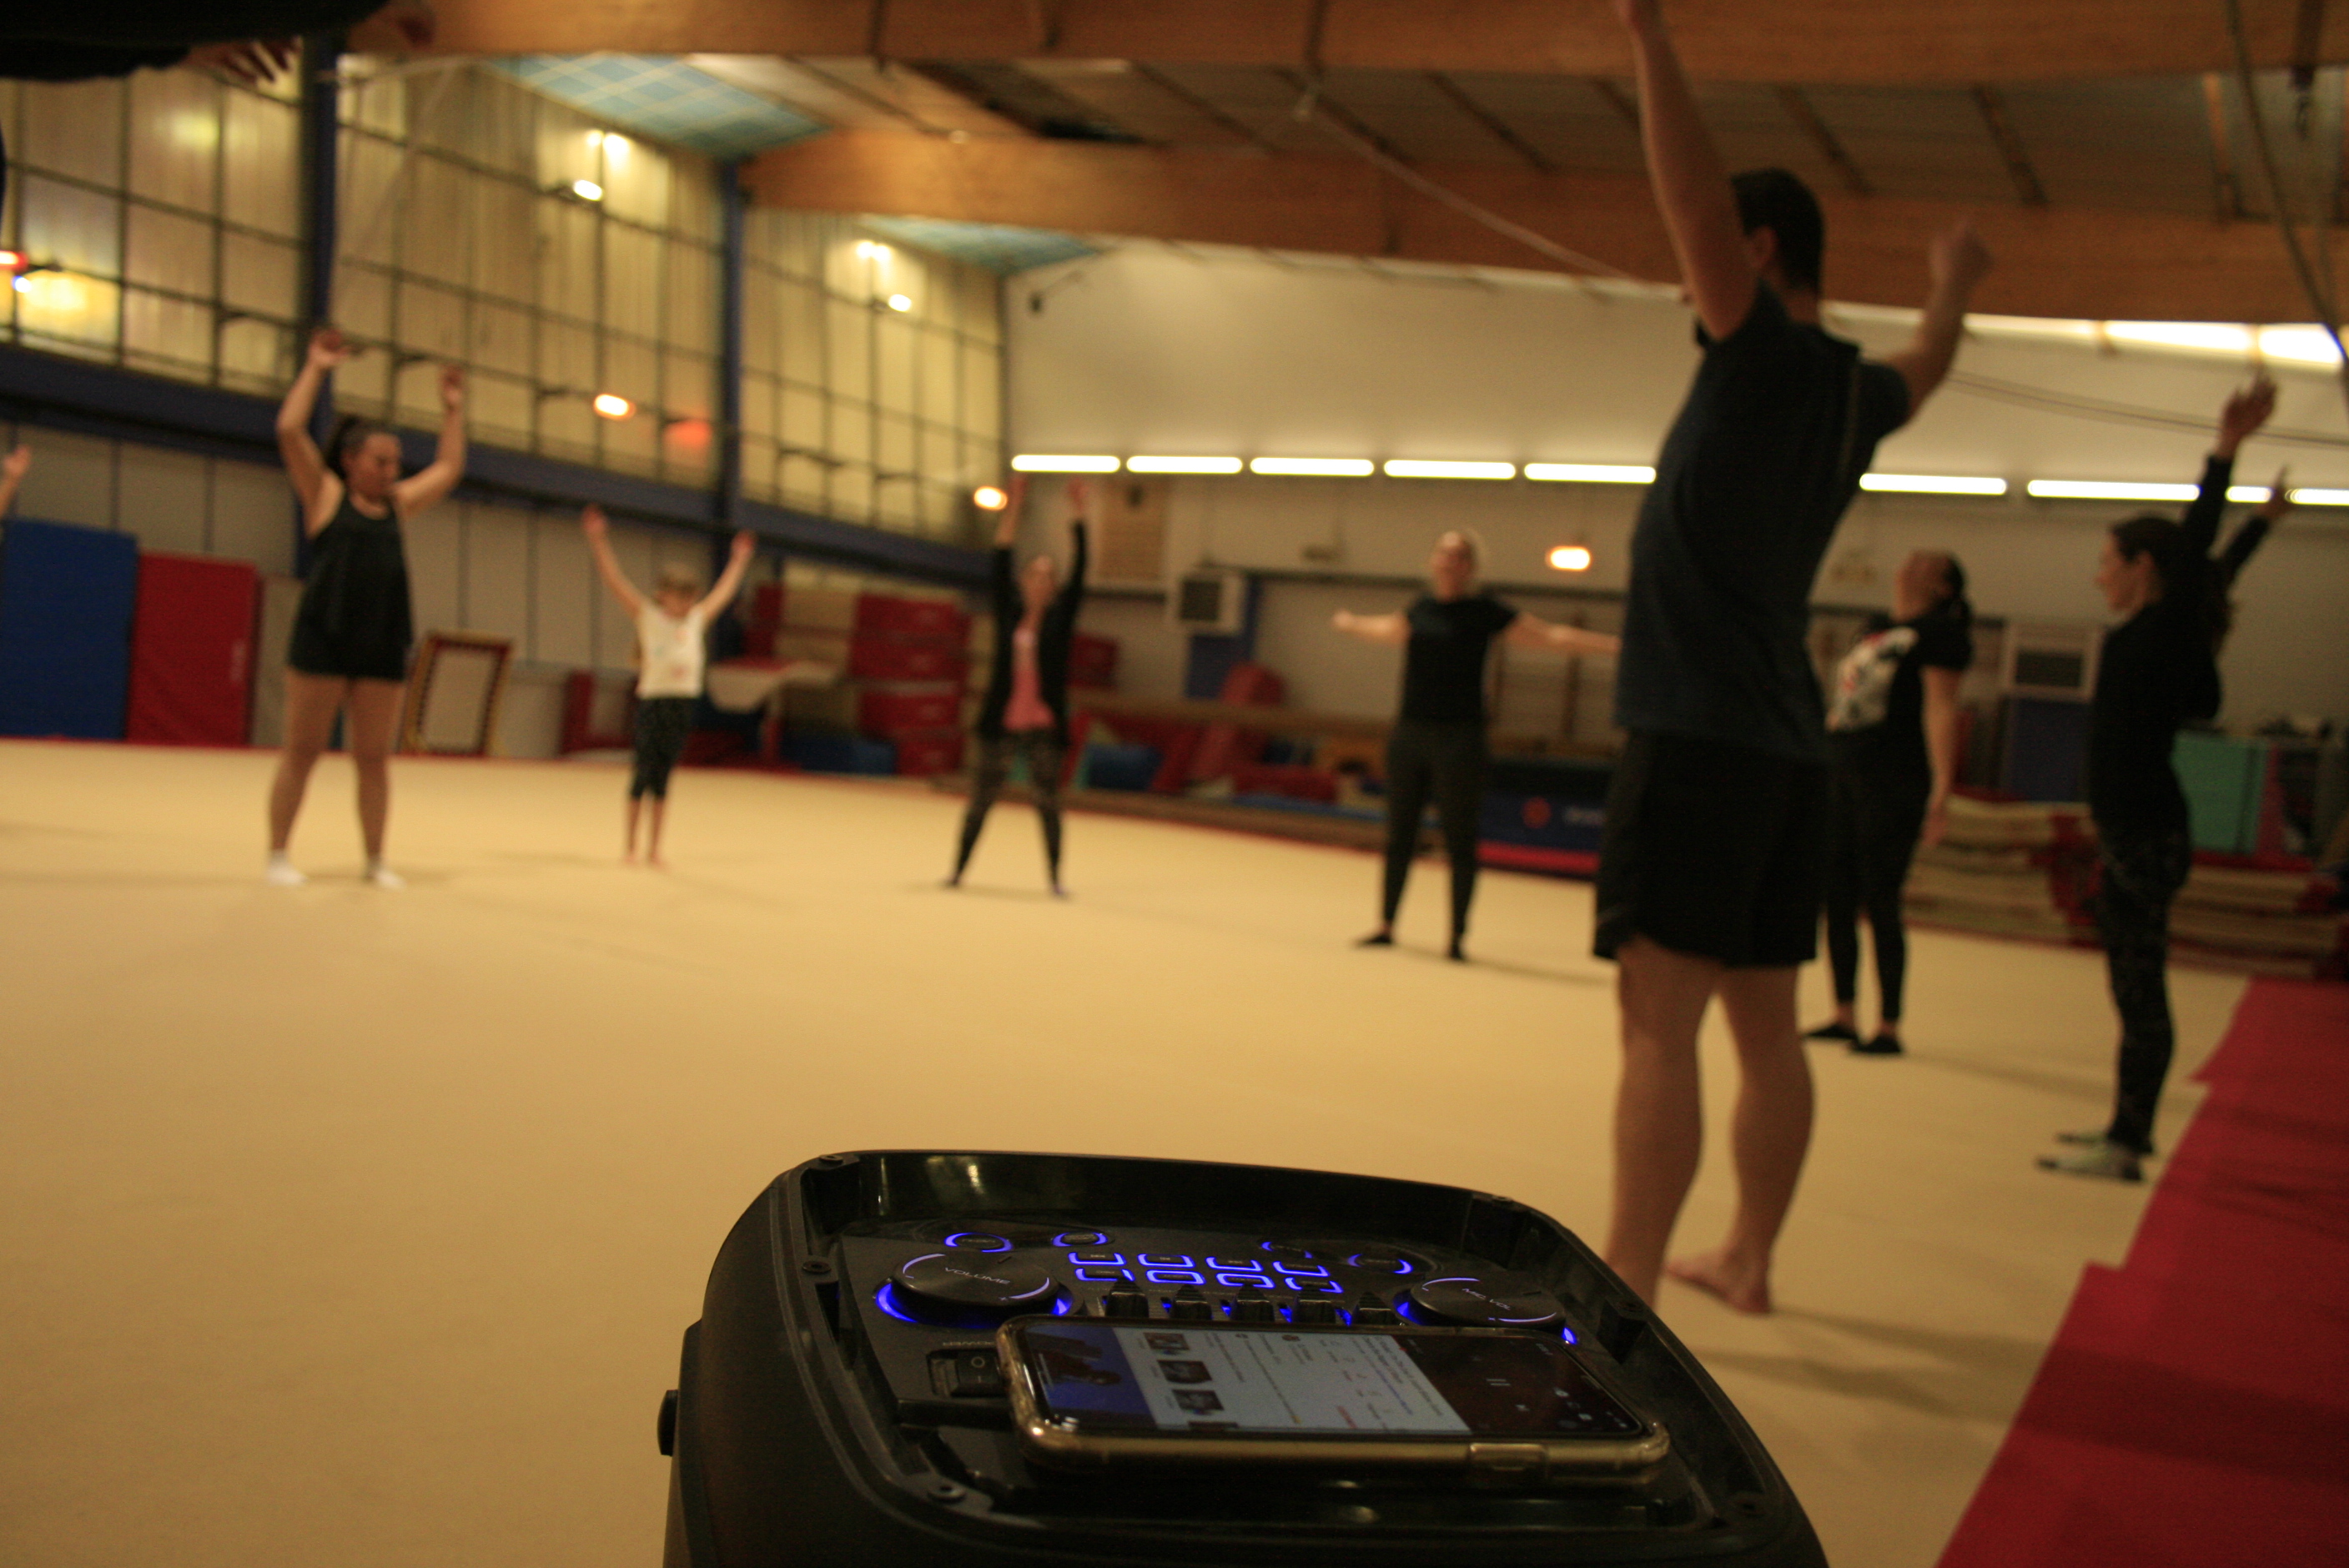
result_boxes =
[1612,0,1758,342]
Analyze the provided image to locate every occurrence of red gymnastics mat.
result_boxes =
[1937,979,2349,1568]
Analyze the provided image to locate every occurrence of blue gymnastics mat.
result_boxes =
[0,518,141,739]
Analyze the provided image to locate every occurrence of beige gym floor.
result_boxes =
[0,739,2245,1568]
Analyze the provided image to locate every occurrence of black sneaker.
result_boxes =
[1804,1021,1860,1043]
[1850,1032,1905,1056]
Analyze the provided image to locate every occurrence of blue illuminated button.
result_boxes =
[1273,1263,1331,1278]
[1068,1250,1124,1265]
[1144,1269,1206,1285]
[1348,1253,1413,1275]
[943,1232,1014,1254]
[1054,1231,1109,1247]
[1290,1277,1344,1294]
[1137,1254,1195,1268]
[1074,1266,1134,1284]
[1259,1241,1318,1259]
[1205,1257,1263,1271]
[1215,1272,1275,1289]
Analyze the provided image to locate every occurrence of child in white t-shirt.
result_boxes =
[583,505,754,865]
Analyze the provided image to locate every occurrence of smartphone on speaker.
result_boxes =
[998,1319,1668,1481]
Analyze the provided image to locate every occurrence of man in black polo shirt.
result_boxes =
[1598,0,1993,1313]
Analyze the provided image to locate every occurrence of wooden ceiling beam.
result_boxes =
[1970,86,2048,207]
[738,128,2346,323]
[424,0,2349,87]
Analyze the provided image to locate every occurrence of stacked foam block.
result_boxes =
[851,593,970,775]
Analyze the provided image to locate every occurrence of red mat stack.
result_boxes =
[1938,977,2349,1568]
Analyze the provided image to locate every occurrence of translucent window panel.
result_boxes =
[221,90,299,237]
[740,372,776,446]
[919,482,963,538]
[122,288,214,377]
[402,157,473,287]
[536,198,599,324]
[209,456,297,576]
[825,297,872,405]
[959,268,1002,345]
[395,354,455,425]
[466,370,535,450]
[536,107,600,196]
[537,318,596,397]
[531,511,595,666]
[739,435,779,503]
[123,203,215,295]
[960,341,1002,440]
[830,463,873,520]
[340,72,407,141]
[334,264,393,347]
[220,231,297,320]
[540,396,597,469]
[963,434,1003,490]
[780,383,827,455]
[337,137,406,269]
[742,272,779,374]
[128,70,221,214]
[876,411,915,477]
[876,475,918,530]
[470,178,536,302]
[873,313,918,417]
[777,279,825,386]
[827,400,873,465]
[600,405,659,477]
[780,454,829,512]
[661,418,717,489]
[663,240,718,355]
[18,78,124,186]
[217,316,294,397]
[459,502,535,645]
[600,133,671,229]
[395,278,466,360]
[409,71,479,158]
[402,500,463,640]
[470,299,533,378]
[18,176,123,279]
[603,334,657,406]
[663,349,716,422]
[602,224,662,339]
[918,326,958,425]
[672,162,719,245]
[918,423,962,486]
[116,442,209,555]
[457,71,536,177]
[16,269,122,354]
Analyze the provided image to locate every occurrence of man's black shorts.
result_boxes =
[1593,731,1829,967]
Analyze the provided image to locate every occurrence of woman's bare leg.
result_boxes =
[645,797,668,867]
[346,679,405,871]
[269,671,349,862]
[624,797,642,862]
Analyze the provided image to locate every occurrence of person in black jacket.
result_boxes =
[949,477,1089,896]
[2040,379,2279,1182]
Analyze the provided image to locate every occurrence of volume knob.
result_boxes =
[1404,1274,1567,1331]
[889,1252,1063,1326]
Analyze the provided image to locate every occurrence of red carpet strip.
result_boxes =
[1937,977,2349,1568]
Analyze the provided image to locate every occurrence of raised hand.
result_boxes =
[438,363,466,414]
[1928,219,1993,295]
[581,504,609,542]
[1,445,28,484]
[729,530,755,562]
[186,39,298,87]
[305,326,355,372]
[2217,374,2277,457]
[1612,0,1665,35]
[2260,467,2292,520]
[1066,478,1090,513]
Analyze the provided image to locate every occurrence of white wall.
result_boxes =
[1012,248,2349,729]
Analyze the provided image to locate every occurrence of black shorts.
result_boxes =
[1593,731,1829,967]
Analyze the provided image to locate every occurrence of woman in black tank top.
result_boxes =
[265,326,467,888]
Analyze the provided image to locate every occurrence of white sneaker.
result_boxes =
[264,853,306,887]
[2036,1139,2143,1182]
[365,861,405,890]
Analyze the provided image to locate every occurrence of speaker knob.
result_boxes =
[888,1252,1062,1326]
[1404,1274,1567,1330]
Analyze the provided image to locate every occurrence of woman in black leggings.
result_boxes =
[1806,551,1972,1055]
[950,478,1088,894]
[1334,529,1617,961]
[2040,378,2282,1181]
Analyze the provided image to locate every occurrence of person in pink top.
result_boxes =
[949,477,1089,895]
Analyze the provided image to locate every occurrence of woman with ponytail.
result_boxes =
[1807,550,1973,1055]
[266,325,465,887]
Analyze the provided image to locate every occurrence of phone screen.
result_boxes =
[1009,1322,1647,1440]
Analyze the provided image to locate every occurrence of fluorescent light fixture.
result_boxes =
[1249,457,1374,477]
[1383,460,1516,480]
[1126,455,1243,475]
[2287,487,2349,505]
[2255,325,2341,364]
[2026,480,2198,502]
[973,485,1009,510]
[591,393,633,420]
[2101,321,2254,356]
[2226,485,2276,503]
[1547,545,1594,572]
[1010,455,1121,473]
[886,294,913,312]
[1859,473,2009,496]
[1525,462,1655,484]
[854,240,891,260]
[571,179,603,201]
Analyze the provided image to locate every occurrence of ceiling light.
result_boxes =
[2026,480,2197,502]
[1383,460,1516,480]
[2226,485,2276,503]
[855,240,891,261]
[1250,457,1374,477]
[2286,487,2349,505]
[1525,462,1655,484]
[886,294,913,312]
[1547,545,1594,572]
[0,249,24,273]
[1010,455,1121,473]
[1126,455,1242,475]
[973,485,1009,510]
[571,178,604,201]
[1859,473,2009,496]
[591,393,633,420]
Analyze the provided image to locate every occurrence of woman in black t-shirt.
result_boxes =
[1333,529,1617,960]
[1806,551,1972,1056]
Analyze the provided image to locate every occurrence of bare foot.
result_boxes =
[1665,1248,1773,1314]
[648,854,667,870]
